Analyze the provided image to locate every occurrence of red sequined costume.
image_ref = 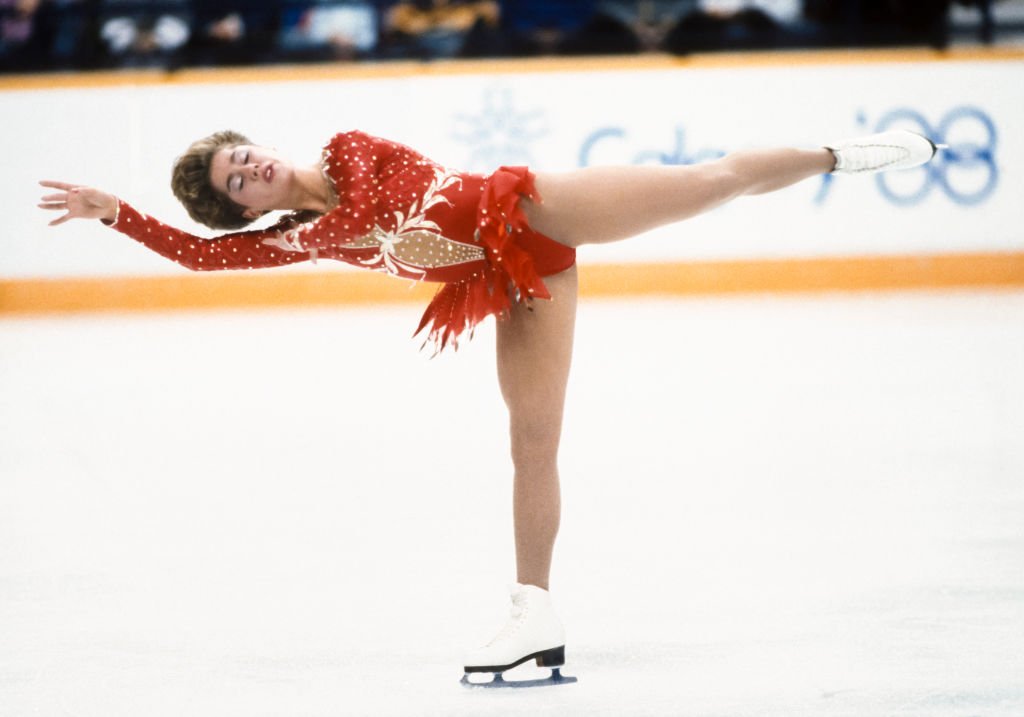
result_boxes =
[105,130,577,351]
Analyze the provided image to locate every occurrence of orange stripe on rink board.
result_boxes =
[2,253,1023,317]
[580,252,1024,297]
[0,270,436,316]
[1,47,1022,92]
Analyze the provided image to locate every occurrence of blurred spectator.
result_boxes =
[187,2,277,66]
[562,0,834,54]
[36,0,96,69]
[589,1,699,52]
[380,0,501,59]
[1,0,43,69]
[707,0,802,23]
[277,0,377,61]
[704,0,800,18]
[98,0,192,67]
[803,0,952,47]
[499,0,597,55]
[665,0,806,52]
[0,0,982,73]
[949,0,1023,44]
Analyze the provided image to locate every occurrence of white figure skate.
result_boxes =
[461,583,577,688]
[826,129,942,174]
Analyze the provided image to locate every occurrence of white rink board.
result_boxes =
[3,58,1022,278]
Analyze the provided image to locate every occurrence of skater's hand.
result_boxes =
[38,181,119,226]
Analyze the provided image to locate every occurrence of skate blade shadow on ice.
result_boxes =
[461,645,578,689]
[460,667,577,689]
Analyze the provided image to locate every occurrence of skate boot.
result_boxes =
[461,583,578,688]
[826,129,941,174]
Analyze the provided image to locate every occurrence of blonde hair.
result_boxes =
[171,130,253,230]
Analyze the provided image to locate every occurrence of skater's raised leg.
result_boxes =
[522,129,937,249]
[523,147,835,248]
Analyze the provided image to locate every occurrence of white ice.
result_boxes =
[2,291,1023,716]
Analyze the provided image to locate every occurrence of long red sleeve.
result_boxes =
[103,130,425,273]
[105,200,313,271]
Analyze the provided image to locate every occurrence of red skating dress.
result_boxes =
[105,130,576,351]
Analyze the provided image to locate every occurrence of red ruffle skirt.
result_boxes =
[414,166,576,353]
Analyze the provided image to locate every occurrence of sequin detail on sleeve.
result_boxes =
[105,199,313,272]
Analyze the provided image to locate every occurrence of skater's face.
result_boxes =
[209,144,294,219]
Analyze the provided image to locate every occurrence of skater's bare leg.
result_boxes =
[522,148,835,248]
[496,266,578,591]
[495,149,829,584]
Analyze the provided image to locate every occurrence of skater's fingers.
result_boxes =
[48,213,73,227]
[40,193,67,202]
[39,180,78,191]
[38,202,67,210]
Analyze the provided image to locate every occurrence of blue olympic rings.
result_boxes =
[874,106,998,207]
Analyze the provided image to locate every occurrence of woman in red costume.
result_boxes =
[39,127,937,688]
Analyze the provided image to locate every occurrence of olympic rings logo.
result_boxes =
[816,105,999,207]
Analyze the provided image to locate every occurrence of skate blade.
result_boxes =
[461,667,578,689]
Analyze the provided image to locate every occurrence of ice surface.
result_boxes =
[2,292,1023,716]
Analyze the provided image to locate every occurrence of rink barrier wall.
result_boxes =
[3,47,1024,91]
[2,251,1022,316]
[5,46,1022,309]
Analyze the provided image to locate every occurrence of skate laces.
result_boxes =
[841,142,909,172]
[510,589,527,618]
[485,588,528,647]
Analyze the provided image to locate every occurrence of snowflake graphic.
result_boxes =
[451,85,548,172]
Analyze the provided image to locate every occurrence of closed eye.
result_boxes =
[228,149,249,193]
[225,148,244,193]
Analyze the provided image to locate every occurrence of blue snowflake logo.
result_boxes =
[452,86,548,172]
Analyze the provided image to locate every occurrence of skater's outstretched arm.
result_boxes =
[38,180,316,271]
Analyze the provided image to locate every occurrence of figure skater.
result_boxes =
[38,127,938,688]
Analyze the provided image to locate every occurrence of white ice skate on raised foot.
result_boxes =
[826,129,941,174]
[461,583,578,689]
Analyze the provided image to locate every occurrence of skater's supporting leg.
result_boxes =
[522,148,835,248]
[496,265,578,590]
